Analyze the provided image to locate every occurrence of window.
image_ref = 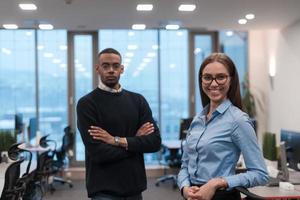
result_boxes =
[38,30,68,145]
[0,30,35,132]
[160,30,189,140]
[219,31,248,86]
[98,30,189,164]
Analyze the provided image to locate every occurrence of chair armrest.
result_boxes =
[235,186,266,200]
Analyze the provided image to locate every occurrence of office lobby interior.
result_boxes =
[1,0,300,199]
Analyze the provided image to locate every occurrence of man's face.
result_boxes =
[96,53,124,89]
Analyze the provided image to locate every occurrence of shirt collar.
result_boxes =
[98,79,122,93]
[215,99,232,114]
[200,99,232,116]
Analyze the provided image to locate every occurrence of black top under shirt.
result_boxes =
[76,88,161,198]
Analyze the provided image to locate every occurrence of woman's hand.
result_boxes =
[183,186,200,200]
[188,178,227,200]
[89,126,114,145]
[189,183,216,200]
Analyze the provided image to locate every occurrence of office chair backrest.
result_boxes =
[0,158,25,200]
[63,126,74,151]
[179,118,193,140]
[36,150,54,175]
[8,142,33,176]
[59,126,74,159]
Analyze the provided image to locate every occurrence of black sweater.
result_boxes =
[76,88,161,198]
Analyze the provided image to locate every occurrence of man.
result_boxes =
[77,48,161,200]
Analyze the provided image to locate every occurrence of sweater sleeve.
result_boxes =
[126,95,161,153]
[77,97,133,164]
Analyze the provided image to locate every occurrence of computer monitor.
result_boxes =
[281,129,300,171]
[14,113,23,134]
[279,142,289,181]
[28,118,37,143]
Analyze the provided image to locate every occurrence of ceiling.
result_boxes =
[1,0,300,31]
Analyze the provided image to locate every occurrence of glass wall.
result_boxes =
[219,31,248,87]
[0,30,36,135]
[38,30,68,145]
[74,35,94,161]
[98,29,189,163]
[0,29,248,165]
[160,30,189,140]
[194,35,213,113]
[99,30,159,164]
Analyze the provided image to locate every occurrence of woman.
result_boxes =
[177,53,268,200]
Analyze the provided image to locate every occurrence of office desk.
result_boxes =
[162,140,182,160]
[155,140,182,188]
[162,140,181,150]
[249,185,300,199]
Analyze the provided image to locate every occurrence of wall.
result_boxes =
[249,20,300,144]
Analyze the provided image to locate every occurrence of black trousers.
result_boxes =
[212,189,241,200]
[91,193,142,200]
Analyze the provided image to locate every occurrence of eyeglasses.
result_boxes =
[101,63,121,71]
[201,74,230,85]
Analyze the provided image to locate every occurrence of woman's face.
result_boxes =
[201,61,231,105]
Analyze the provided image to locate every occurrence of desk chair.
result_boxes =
[155,118,193,189]
[0,159,25,200]
[0,142,34,200]
[39,126,74,191]
[235,187,265,200]
[51,126,74,188]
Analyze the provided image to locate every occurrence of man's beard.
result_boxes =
[104,77,119,88]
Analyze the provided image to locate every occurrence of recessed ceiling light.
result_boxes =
[136,4,153,11]
[43,53,54,58]
[178,4,196,11]
[245,14,255,20]
[60,64,67,68]
[52,59,61,64]
[177,31,183,36]
[25,31,33,36]
[127,45,138,50]
[194,48,202,55]
[169,64,176,69]
[238,19,247,25]
[19,3,37,10]
[152,45,159,50]
[125,52,134,57]
[132,24,146,30]
[147,52,156,57]
[165,24,180,30]
[1,48,12,55]
[59,45,68,50]
[143,58,151,63]
[226,31,233,36]
[39,24,54,30]
[128,31,135,36]
[3,24,18,29]
[124,58,131,63]
[37,45,44,50]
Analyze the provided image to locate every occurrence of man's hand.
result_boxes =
[89,126,114,145]
[136,122,155,136]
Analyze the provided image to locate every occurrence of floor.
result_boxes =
[45,177,182,200]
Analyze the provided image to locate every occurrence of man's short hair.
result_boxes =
[98,48,122,62]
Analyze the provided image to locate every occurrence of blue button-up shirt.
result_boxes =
[177,99,268,190]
